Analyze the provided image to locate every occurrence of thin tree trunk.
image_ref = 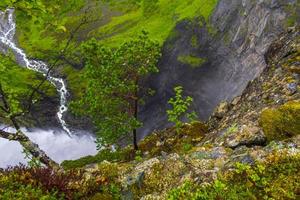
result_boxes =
[133,97,139,150]
[133,129,138,150]
[0,84,59,169]
[133,78,139,151]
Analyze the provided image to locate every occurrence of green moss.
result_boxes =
[90,193,113,200]
[183,121,208,137]
[207,23,217,36]
[259,101,300,141]
[168,153,300,200]
[223,31,232,45]
[284,2,300,27]
[190,35,199,48]
[177,55,207,68]
[224,123,239,137]
[61,148,134,170]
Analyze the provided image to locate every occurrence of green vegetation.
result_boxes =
[0,165,97,199]
[0,54,55,118]
[0,1,299,199]
[177,55,206,68]
[142,0,159,17]
[225,123,239,136]
[0,184,57,200]
[1,0,218,58]
[259,101,300,141]
[61,149,132,170]
[0,0,90,104]
[167,86,197,131]
[0,0,86,58]
[168,152,300,200]
[94,0,218,46]
[71,31,161,150]
[191,35,199,48]
[284,1,300,27]
[0,0,218,103]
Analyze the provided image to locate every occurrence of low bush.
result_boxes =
[0,165,98,200]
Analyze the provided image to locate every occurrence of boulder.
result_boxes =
[213,101,230,119]
[225,124,266,148]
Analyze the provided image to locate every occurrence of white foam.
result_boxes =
[0,8,72,135]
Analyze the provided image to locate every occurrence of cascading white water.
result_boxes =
[0,9,98,168]
[0,8,72,136]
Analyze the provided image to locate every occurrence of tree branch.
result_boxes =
[0,129,19,140]
[0,84,59,168]
[0,6,97,169]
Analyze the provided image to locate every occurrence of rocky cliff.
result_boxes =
[139,0,299,138]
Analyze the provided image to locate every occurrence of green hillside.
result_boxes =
[0,0,218,100]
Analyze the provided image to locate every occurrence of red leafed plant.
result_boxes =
[1,165,98,199]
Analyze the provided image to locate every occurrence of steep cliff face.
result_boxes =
[1,0,298,135]
[139,0,298,138]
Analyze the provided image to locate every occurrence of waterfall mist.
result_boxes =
[0,126,97,168]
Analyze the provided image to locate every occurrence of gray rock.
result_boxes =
[229,146,256,166]
[191,147,227,160]
[213,101,230,119]
[287,82,298,94]
[139,0,296,138]
[225,124,267,148]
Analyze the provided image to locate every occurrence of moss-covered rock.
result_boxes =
[260,101,300,141]
[168,152,300,200]
[182,121,208,137]
[177,55,206,68]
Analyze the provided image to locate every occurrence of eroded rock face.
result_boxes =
[139,0,297,138]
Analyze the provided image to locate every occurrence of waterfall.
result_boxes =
[0,9,72,136]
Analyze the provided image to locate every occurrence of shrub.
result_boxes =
[0,165,97,200]
[0,166,60,199]
[260,101,300,141]
[182,143,193,152]
[0,184,58,200]
[167,86,196,131]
